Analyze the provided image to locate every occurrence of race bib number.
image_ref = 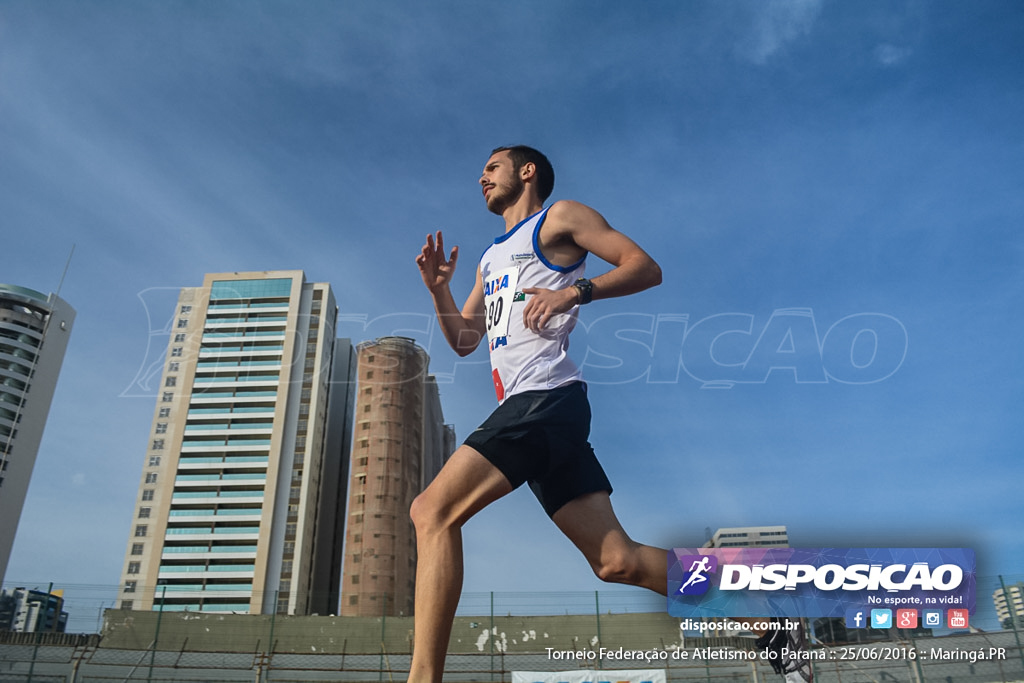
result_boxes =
[483,265,519,344]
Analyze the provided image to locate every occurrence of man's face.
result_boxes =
[479,151,524,215]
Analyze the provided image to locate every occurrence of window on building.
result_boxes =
[138,507,151,519]
[131,543,144,555]
[124,581,137,593]
[180,305,192,314]
[162,392,173,403]
[152,440,164,450]
[174,333,186,343]
[171,347,183,357]
[134,525,148,537]
[142,490,154,501]
[349,595,358,605]
[158,408,170,418]
[127,562,140,575]
[121,600,134,609]
[145,473,158,484]
[351,575,360,584]
[155,423,167,434]
[168,362,179,372]
[148,456,161,467]
[165,377,176,388]
[177,319,188,329]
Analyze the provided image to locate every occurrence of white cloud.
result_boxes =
[874,43,912,66]
[742,0,824,64]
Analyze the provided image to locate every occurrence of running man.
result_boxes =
[410,145,811,683]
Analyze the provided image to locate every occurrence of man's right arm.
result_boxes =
[416,230,486,357]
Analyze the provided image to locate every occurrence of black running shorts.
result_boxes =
[463,381,612,517]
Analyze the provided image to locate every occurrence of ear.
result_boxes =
[519,161,536,182]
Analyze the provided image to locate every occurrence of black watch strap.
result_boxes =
[573,278,593,305]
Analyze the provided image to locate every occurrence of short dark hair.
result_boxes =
[491,145,555,202]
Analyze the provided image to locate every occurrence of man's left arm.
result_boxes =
[522,200,662,332]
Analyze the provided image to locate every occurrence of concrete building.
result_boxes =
[116,271,355,616]
[994,582,1024,629]
[0,587,67,632]
[702,526,789,548]
[0,284,75,586]
[340,337,454,617]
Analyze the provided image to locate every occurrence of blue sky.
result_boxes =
[2,2,1022,631]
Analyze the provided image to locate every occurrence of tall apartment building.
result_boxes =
[702,525,789,548]
[340,337,455,617]
[0,284,75,586]
[117,271,355,616]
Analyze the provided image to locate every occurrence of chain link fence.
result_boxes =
[2,617,1024,682]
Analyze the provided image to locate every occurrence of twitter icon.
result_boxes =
[871,609,893,629]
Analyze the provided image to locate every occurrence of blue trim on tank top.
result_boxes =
[492,207,548,245]
[533,210,586,273]
[480,207,548,265]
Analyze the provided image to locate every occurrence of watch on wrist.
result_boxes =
[573,278,593,305]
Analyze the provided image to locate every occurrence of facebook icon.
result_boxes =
[845,608,866,629]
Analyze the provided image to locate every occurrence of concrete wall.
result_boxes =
[100,609,754,655]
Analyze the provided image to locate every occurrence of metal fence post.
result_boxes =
[594,591,602,669]
[490,591,495,681]
[379,592,387,682]
[999,576,1024,672]
[147,585,167,683]
[262,590,279,683]
[25,581,54,683]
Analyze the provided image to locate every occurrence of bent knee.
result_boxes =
[409,493,434,531]
[409,491,456,536]
[593,551,643,586]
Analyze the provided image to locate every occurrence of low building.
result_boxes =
[0,587,67,632]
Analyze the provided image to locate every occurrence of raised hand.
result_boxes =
[416,230,459,293]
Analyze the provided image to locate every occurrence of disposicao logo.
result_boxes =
[667,548,975,619]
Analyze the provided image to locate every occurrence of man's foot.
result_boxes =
[755,619,813,683]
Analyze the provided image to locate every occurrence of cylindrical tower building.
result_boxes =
[340,337,452,617]
[0,284,75,585]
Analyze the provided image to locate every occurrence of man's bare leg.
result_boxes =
[407,446,514,683]
[552,491,668,595]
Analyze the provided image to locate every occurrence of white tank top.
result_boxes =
[479,207,585,403]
